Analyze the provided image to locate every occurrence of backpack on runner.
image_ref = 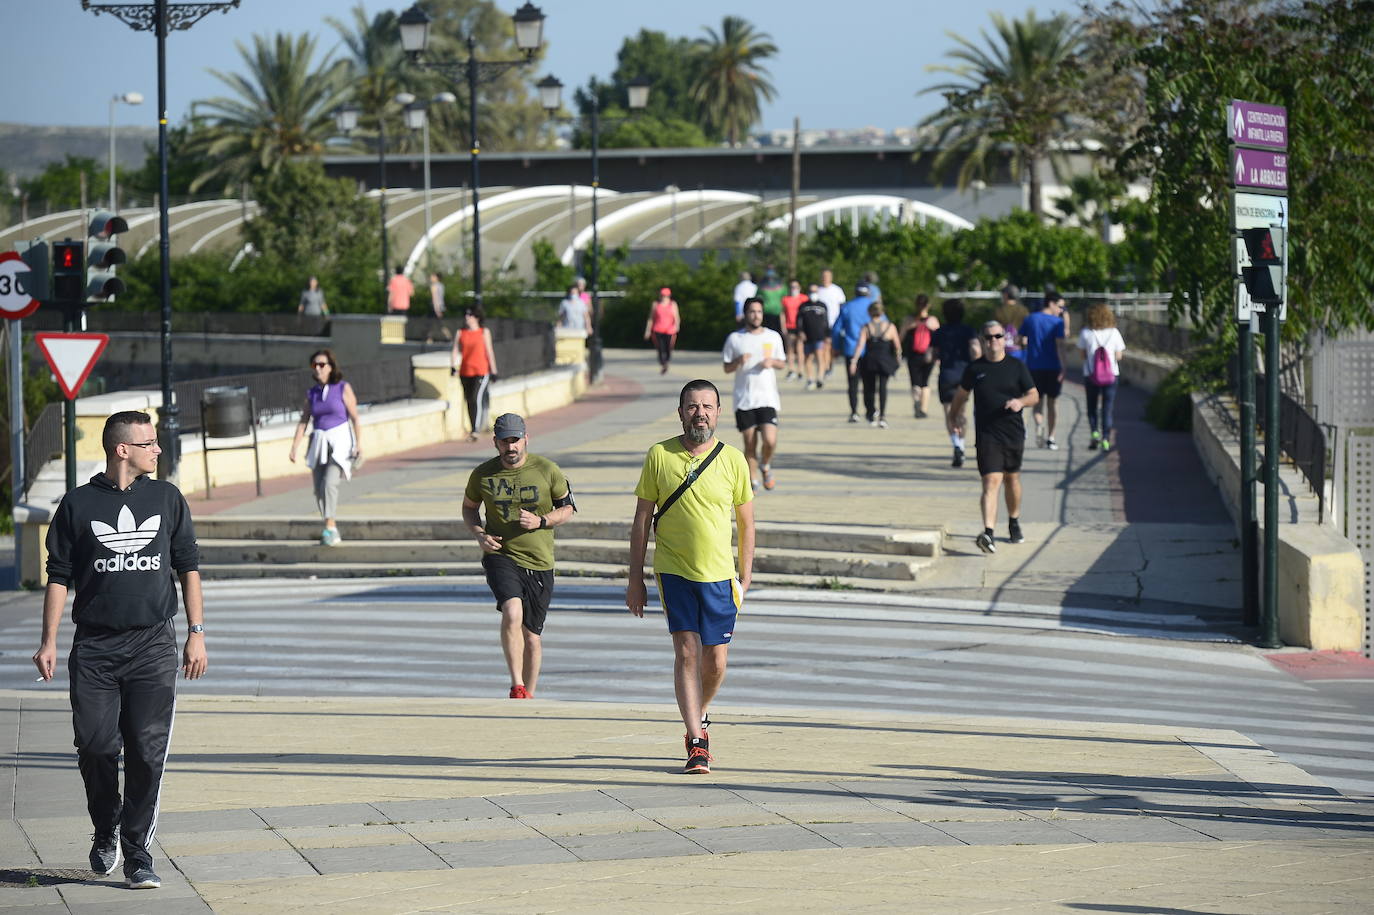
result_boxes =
[910,321,931,355]
[1090,336,1115,386]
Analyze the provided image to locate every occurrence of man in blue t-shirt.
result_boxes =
[1018,291,1070,449]
[831,282,874,423]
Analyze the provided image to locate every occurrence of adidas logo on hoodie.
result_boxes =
[91,505,162,573]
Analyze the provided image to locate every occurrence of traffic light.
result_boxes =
[86,210,129,301]
[52,239,85,304]
[1241,226,1284,307]
[15,239,50,302]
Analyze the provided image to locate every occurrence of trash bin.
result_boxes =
[202,385,251,438]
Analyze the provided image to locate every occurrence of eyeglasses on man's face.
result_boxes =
[125,440,160,450]
[312,361,330,369]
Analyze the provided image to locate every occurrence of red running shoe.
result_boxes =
[509,685,530,699]
[684,737,712,774]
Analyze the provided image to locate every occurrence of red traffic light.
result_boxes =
[56,244,79,269]
[1241,227,1282,266]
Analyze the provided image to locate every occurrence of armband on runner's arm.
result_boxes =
[552,483,577,512]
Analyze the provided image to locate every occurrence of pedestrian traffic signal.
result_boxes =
[52,239,85,304]
[86,211,129,301]
[1241,226,1284,307]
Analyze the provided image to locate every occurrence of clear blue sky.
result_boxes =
[7,1,1079,132]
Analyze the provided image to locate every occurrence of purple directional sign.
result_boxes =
[1229,100,1288,150]
[1232,148,1288,191]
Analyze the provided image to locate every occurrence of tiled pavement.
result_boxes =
[4,694,1373,911]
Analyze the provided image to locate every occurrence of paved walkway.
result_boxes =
[5,692,1372,912]
[201,347,1241,616]
[8,348,1354,913]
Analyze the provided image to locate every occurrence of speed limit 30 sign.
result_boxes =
[0,251,41,320]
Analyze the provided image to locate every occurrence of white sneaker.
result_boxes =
[848,413,860,423]
[1046,438,1059,450]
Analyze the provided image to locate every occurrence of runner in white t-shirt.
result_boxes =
[722,297,787,492]
[813,268,846,377]
[731,272,758,325]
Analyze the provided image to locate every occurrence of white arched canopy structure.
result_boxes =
[404,185,607,277]
[560,190,760,265]
[758,195,975,240]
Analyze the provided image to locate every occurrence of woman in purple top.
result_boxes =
[288,349,362,546]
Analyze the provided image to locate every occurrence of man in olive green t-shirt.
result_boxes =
[463,413,575,699]
[627,380,755,774]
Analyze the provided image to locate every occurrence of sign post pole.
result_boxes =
[1238,317,1258,627]
[1261,300,1282,648]
[1228,97,1288,647]
[2,247,44,587]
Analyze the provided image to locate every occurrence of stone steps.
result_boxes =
[193,518,944,589]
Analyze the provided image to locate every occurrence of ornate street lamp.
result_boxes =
[539,75,649,382]
[81,0,242,482]
[398,1,545,311]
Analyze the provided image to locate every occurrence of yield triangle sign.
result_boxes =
[35,333,110,400]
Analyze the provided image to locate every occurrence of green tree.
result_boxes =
[187,32,352,192]
[574,29,712,145]
[597,115,710,149]
[919,11,1088,218]
[951,209,1111,291]
[127,125,214,203]
[532,238,573,292]
[242,158,382,310]
[18,156,107,212]
[1093,0,1374,336]
[328,5,413,154]
[690,16,777,147]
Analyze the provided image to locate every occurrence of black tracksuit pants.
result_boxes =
[69,619,178,873]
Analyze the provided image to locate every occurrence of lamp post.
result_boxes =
[334,103,397,310]
[538,74,649,382]
[108,91,143,211]
[396,91,457,273]
[398,1,545,311]
[82,0,242,482]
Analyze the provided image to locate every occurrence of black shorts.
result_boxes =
[1030,369,1063,399]
[735,406,779,431]
[976,438,1025,475]
[482,552,554,634]
[938,380,962,404]
[907,357,933,388]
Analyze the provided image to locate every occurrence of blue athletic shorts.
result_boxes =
[656,573,741,646]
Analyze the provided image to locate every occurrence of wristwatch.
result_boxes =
[188,624,205,634]
[538,515,548,530]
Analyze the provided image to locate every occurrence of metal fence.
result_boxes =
[26,309,331,338]
[1238,368,1329,521]
[143,359,417,434]
[23,402,63,497]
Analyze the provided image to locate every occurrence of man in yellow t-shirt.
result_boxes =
[627,380,755,775]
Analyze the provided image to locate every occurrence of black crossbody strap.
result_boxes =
[653,442,725,531]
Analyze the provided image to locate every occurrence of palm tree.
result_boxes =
[188,32,351,192]
[919,11,1087,218]
[328,5,417,154]
[690,16,777,146]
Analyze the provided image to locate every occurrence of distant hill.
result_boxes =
[0,122,160,181]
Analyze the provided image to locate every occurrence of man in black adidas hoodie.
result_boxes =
[33,410,206,890]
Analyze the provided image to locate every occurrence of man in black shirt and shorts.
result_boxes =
[947,321,1039,554]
